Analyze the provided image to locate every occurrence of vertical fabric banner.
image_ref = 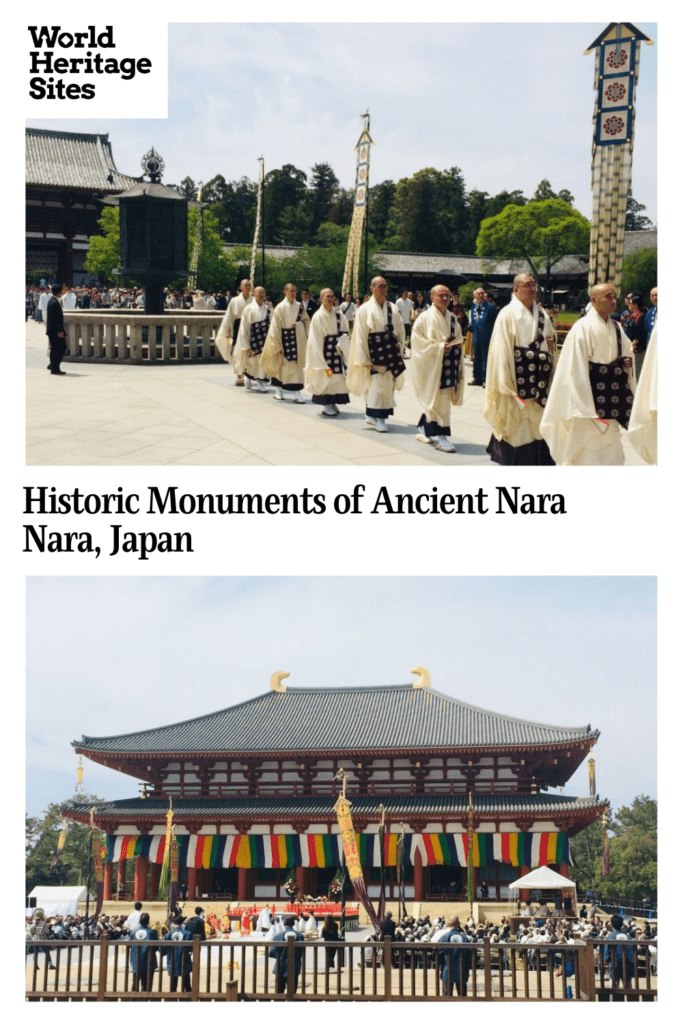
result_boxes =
[334,795,381,933]
[92,831,105,920]
[342,114,374,299]
[586,23,653,291]
[251,157,265,285]
[588,758,596,797]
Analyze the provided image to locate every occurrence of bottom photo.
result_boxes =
[26,577,657,1002]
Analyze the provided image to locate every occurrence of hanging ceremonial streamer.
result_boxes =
[342,114,373,299]
[157,803,174,904]
[588,758,596,797]
[334,794,381,933]
[103,829,572,868]
[92,830,105,920]
[251,157,265,285]
[50,821,68,870]
[586,23,653,292]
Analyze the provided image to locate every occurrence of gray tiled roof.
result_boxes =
[224,233,655,279]
[623,229,657,254]
[63,793,605,820]
[74,684,598,755]
[26,128,138,191]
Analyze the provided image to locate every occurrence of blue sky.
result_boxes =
[26,21,658,230]
[26,576,656,818]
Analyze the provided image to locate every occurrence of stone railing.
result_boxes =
[63,311,226,364]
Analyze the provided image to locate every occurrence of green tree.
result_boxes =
[384,167,468,253]
[182,207,239,292]
[179,176,198,200]
[484,189,527,219]
[457,281,485,309]
[26,793,103,896]
[476,199,590,294]
[328,187,354,227]
[625,190,654,231]
[532,179,575,205]
[621,247,657,297]
[277,204,314,246]
[570,796,657,902]
[84,206,122,281]
[368,180,396,246]
[263,164,308,245]
[307,163,340,234]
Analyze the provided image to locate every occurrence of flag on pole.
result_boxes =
[585,23,653,292]
[251,158,265,284]
[334,773,381,934]
[342,113,373,299]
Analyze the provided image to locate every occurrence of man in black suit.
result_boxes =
[46,284,67,375]
[300,288,319,319]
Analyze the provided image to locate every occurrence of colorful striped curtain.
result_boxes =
[104,831,571,868]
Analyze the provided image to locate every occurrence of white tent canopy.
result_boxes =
[28,885,88,918]
[508,866,576,891]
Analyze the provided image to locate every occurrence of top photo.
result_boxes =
[25,21,657,467]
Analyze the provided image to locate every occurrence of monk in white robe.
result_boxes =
[215,279,253,383]
[305,288,350,416]
[411,284,465,452]
[540,283,635,465]
[233,286,271,392]
[628,322,657,465]
[261,283,310,402]
[347,276,406,433]
[484,274,556,464]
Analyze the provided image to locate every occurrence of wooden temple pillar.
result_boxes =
[296,866,316,897]
[517,864,532,904]
[103,861,113,901]
[149,861,162,900]
[134,855,148,900]
[187,867,198,900]
[117,858,126,898]
[237,868,256,901]
[413,846,425,901]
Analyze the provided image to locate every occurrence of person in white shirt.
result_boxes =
[395,288,414,350]
[124,902,143,933]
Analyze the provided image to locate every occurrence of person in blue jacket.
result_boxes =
[469,287,498,386]
[129,912,159,991]
[439,916,472,997]
[163,914,194,992]
[270,914,304,994]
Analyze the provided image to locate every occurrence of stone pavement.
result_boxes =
[26,320,643,466]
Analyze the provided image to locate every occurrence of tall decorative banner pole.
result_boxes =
[342,112,373,299]
[586,23,653,293]
[188,182,204,290]
[467,791,475,913]
[251,157,265,285]
[334,769,381,934]
[377,803,386,923]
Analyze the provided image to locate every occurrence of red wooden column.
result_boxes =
[117,858,126,898]
[518,864,532,904]
[103,861,113,901]
[149,861,162,899]
[414,846,425,900]
[134,856,148,900]
[187,867,198,900]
